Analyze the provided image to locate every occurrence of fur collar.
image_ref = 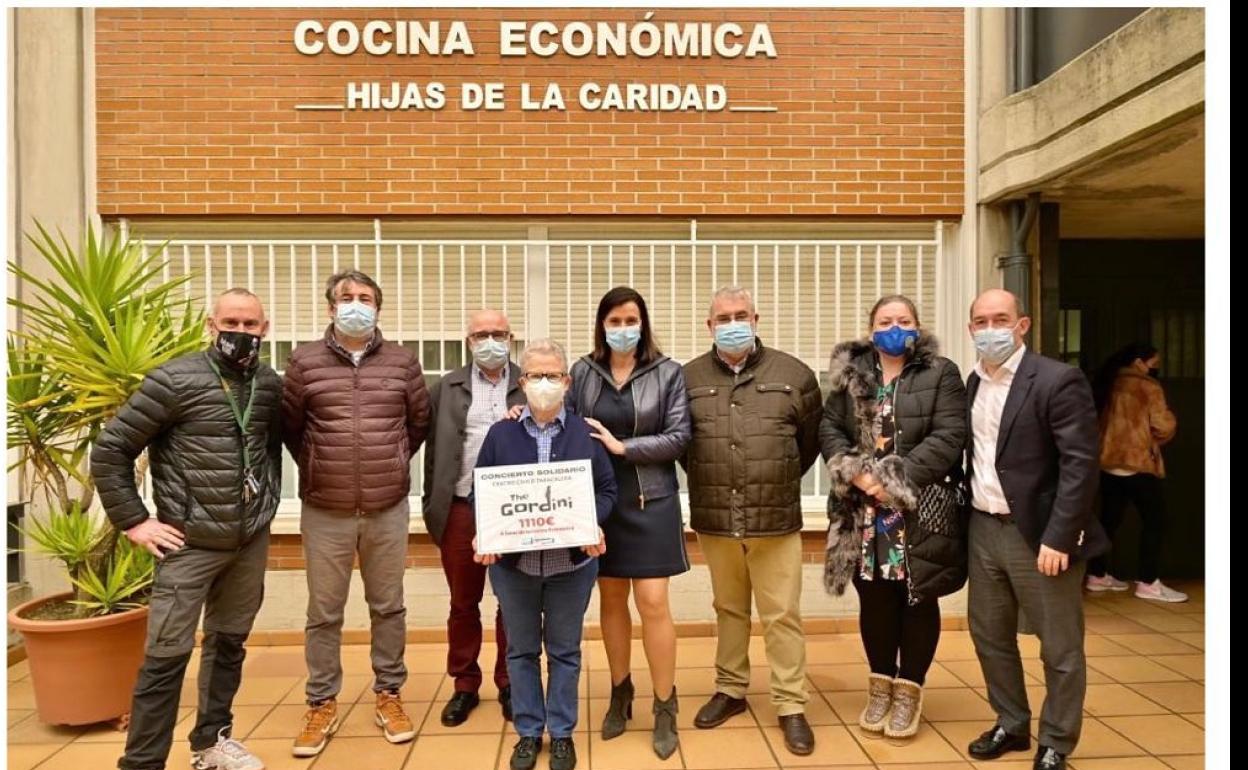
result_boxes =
[826,333,941,397]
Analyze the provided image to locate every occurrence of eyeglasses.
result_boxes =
[468,330,511,343]
[522,372,566,383]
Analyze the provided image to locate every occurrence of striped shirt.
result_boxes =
[516,405,591,577]
[454,363,510,497]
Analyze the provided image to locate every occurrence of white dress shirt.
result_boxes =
[970,344,1027,514]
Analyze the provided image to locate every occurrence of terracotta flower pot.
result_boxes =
[8,591,149,725]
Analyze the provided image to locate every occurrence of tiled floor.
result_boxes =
[7,583,1205,769]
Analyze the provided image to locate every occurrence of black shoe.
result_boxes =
[1033,745,1067,770]
[550,737,577,770]
[693,692,748,729]
[439,690,480,727]
[968,724,1032,760]
[779,714,815,756]
[509,736,542,770]
[499,686,513,722]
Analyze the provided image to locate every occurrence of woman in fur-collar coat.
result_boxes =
[819,294,968,740]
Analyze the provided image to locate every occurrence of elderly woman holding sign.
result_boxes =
[472,338,617,770]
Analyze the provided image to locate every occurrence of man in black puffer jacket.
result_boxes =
[92,288,281,770]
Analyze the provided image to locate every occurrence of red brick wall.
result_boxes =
[95,7,964,217]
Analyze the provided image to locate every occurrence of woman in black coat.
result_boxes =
[820,294,968,739]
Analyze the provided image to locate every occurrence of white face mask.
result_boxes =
[471,337,510,370]
[524,378,566,411]
[973,325,1020,365]
[334,301,377,337]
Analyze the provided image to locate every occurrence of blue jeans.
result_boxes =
[488,560,598,739]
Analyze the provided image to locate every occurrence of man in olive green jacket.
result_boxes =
[680,286,822,757]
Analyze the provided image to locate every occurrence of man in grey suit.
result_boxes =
[963,289,1107,770]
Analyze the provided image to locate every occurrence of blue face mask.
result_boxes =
[605,325,641,354]
[714,320,755,355]
[334,301,377,337]
[872,326,920,357]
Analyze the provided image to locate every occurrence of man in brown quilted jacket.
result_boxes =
[680,286,823,757]
[280,270,431,757]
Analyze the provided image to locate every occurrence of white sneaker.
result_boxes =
[192,727,265,770]
[1134,580,1189,603]
[1086,574,1130,592]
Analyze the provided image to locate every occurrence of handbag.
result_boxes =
[915,471,969,539]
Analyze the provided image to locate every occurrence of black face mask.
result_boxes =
[214,331,261,368]
[1148,367,1161,379]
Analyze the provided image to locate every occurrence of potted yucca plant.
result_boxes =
[6,221,204,725]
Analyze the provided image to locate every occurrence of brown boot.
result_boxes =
[884,679,922,738]
[292,698,339,757]
[859,674,893,732]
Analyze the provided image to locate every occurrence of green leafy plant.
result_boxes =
[6,342,85,512]
[68,537,156,616]
[7,221,203,618]
[19,502,102,578]
[18,502,155,616]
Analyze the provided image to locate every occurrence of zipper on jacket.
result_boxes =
[729,371,737,536]
[235,366,251,550]
[633,380,645,510]
[353,366,362,514]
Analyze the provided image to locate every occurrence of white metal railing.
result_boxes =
[133,223,944,527]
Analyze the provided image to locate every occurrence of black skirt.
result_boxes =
[592,382,689,578]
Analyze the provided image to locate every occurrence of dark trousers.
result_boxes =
[852,573,941,685]
[1088,472,1166,584]
[441,498,509,693]
[968,511,1086,756]
[119,530,268,770]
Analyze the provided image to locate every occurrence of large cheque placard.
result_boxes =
[473,460,599,554]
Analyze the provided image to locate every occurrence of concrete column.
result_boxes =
[9,7,94,602]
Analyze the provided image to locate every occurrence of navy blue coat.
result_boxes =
[473,411,618,569]
[967,350,1108,560]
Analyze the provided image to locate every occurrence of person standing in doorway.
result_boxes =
[1087,342,1186,602]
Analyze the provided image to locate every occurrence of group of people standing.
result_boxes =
[90,269,1184,770]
